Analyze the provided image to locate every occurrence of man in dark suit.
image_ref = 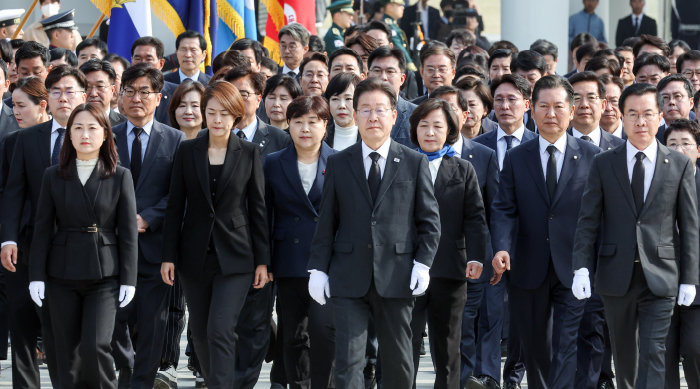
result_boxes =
[655,74,694,144]
[0,65,87,389]
[0,59,18,142]
[488,75,600,389]
[163,30,211,86]
[308,78,441,388]
[600,74,625,139]
[130,36,177,126]
[411,43,456,105]
[79,59,126,127]
[399,0,443,42]
[572,83,699,389]
[368,46,418,149]
[110,64,185,389]
[615,0,657,47]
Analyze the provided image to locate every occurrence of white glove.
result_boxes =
[28,281,45,307]
[308,270,330,305]
[571,268,591,300]
[119,285,136,308]
[678,284,696,306]
[410,261,430,296]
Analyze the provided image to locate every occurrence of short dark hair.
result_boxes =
[511,50,546,75]
[299,52,328,77]
[488,40,518,57]
[121,63,164,93]
[50,48,77,67]
[168,79,205,130]
[446,29,476,49]
[556,72,594,104]
[409,98,460,147]
[621,37,641,49]
[260,57,279,74]
[230,38,263,64]
[344,24,363,39]
[104,53,129,71]
[633,34,671,57]
[329,47,364,74]
[570,33,597,53]
[455,77,493,113]
[419,42,456,69]
[619,82,662,113]
[487,48,512,69]
[175,30,207,52]
[454,65,487,81]
[676,50,700,74]
[670,39,691,55]
[286,95,331,122]
[614,45,633,56]
[0,40,12,64]
[75,38,108,58]
[575,43,597,64]
[79,59,116,82]
[309,35,325,53]
[530,39,558,61]
[263,74,303,100]
[131,36,165,59]
[15,41,50,68]
[224,68,267,95]
[366,20,392,43]
[664,118,700,144]
[60,103,118,179]
[584,55,621,76]
[490,73,530,100]
[10,39,25,50]
[45,64,87,90]
[212,50,251,74]
[430,85,469,112]
[599,74,624,94]
[633,52,670,75]
[657,74,694,100]
[325,72,362,99]
[353,77,397,111]
[368,46,406,74]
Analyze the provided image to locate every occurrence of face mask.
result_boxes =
[41,3,61,18]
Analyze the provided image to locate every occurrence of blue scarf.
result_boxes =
[418,144,456,161]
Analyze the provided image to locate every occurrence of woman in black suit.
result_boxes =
[160,81,270,388]
[407,99,488,389]
[28,103,138,389]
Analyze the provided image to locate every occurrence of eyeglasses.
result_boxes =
[279,42,300,52]
[302,72,328,80]
[668,143,698,151]
[682,69,700,78]
[423,66,451,76]
[49,89,85,99]
[493,96,523,107]
[177,47,202,55]
[625,112,659,122]
[357,108,390,117]
[369,67,399,78]
[121,89,158,99]
[239,90,259,100]
[573,94,600,105]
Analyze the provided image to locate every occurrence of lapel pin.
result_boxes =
[573,155,578,160]
[394,158,400,162]
[664,159,669,163]
[469,154,473,158]
[322,169,326,175]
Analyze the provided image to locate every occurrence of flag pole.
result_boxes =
[13,0,39,39]
[87,13,106,38]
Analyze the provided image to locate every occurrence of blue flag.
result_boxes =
[216,0,257,56]
[107,0,153,62]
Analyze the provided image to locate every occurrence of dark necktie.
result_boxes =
[546,145,558,200]
[237,131,247,141]
[131,127,143,184]
[368,152,381,203]
[631,151,645,214]
[288,71,296,78]
[580,135,593,143]
[634,17,640,33]
[503,135,514,150]
[51,127,65,166]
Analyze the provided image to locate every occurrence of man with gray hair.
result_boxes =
[278,22,310,78]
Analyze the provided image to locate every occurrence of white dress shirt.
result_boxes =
[361,138,391,178]
[572,127,602,147]
[297,160,318,194]
[451,135,464,158]
[626,140,658,201]
[236,119,258,142]
[282,65,300,77]
[179,69,201,83]
[496,125,526,170]
[611,120,624,139]
[428,157,442,184]
[126,120,154,162]
[418,2,430,39]
[539,134,567,181]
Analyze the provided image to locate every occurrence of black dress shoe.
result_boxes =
[363,363,376,389]
[466,375,501,389]
[598,380,615,389]
[118,368,132,389]
[503,383,520,389]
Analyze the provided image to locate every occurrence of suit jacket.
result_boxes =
[251,118,291,159]
[109,109,126,127]
[567,128,625,151]
[154,81,178,126]
[411,94,429,106]
[656,124,667,144]
[264,143,335,277]
[400,70,421,101]
[163,71,211,86]
[616,14,657,47]
[572,141,699,297]
[113,120,185,264]
[472,127,538,154]
[325,122,361,149]
[491,135,601,289]
[307,140,441,298]
[431,155,487,280]
[29,163,138,285]
[481,118,498,134]
[693,172,700,306]
[162,130,269,275]
[391,96,418,150]
[0,103,18,142]
[399,3,443,41]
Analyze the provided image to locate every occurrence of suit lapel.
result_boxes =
[38,121,52,168]
[552,135,580,207]
[611,146,637,215]
[641,144,670,215]
[523,140,550,204]
[348,143,373,208]
[137,122,163,191]
[214,134,242,205]
[280,145,316,212]
[251,119,269,151]
[374,141,402,209]
[193,132,213,208]
[307,144,332,213]
[114,124,130,167]
[434,155,457,192]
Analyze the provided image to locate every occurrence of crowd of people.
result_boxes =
[0,0,698,389]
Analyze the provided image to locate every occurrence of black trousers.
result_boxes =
[502,281,526,385]
[233,282,274,389]
[411,277,467,389]
[332,281,414,389]
[111,259,170,389]
[665,305,700,388]
[48,277,119,389]
[576,293,606,389]
[180,253,252,389]
[602,262,676,389]
[160,271,186,366]
[509,265,586,389]
[276,277,335,389]
[0,267,8,360]
[6,262,60,388]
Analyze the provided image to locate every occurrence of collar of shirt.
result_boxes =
[361,137,391,161]
[428,156,442,184]
[612,120,624,138]
[282,65,300,75]
[572,127,602,146]
[626,139,658,165]
[51,118,64,133]
[632,12,643,20]
[237,118,258,141]
[539,133,567,155]
[179,69,201,83]
[497,125,525,142]
[451,135,464,158]
[127,120,154,137]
